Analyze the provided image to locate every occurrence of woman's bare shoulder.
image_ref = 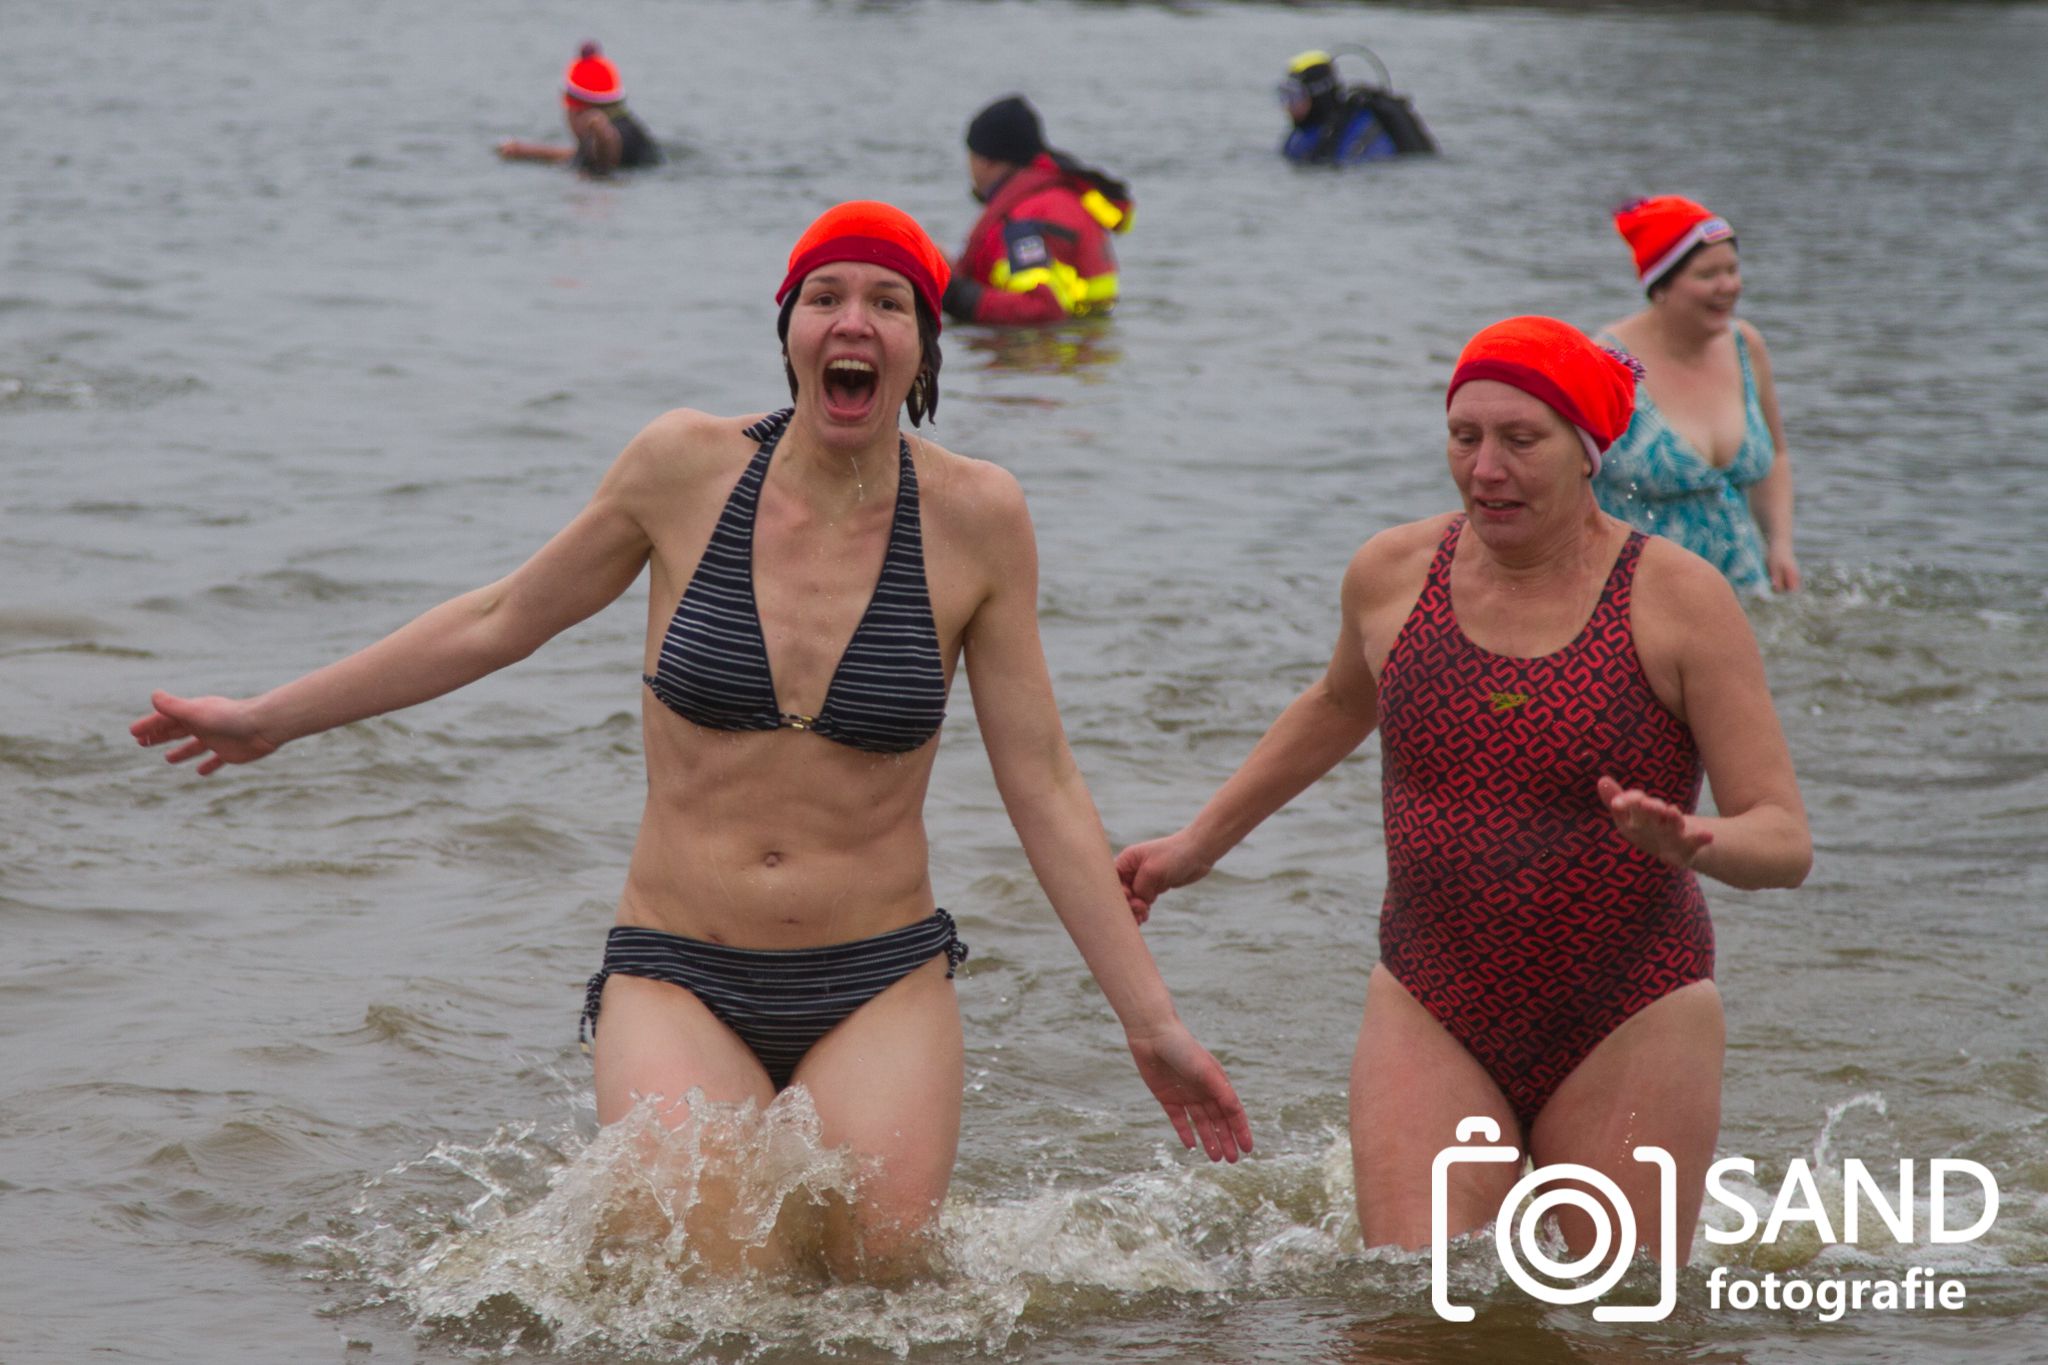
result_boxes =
[1601,312,1649,347]
[1336,514,1455,628]
[612,408,770,488]
[1735,317,1773,360]
[1633,531,1747,628]
[1351,514,1456,583]
[908,436,1030,534]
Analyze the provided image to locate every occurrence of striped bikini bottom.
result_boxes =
[581,910,968,1090]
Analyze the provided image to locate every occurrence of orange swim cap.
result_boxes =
[776,201,952,329]
[1447,316,1641,474]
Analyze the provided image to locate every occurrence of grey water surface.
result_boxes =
[3,1,2044,1362]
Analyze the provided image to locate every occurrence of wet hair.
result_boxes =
[1646,235,1738,299]
[776,288,943,427]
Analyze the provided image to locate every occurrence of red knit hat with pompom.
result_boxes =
[1613,195,1735,287]
[562,42,624,105]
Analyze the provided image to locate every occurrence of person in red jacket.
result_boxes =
[942,96,1133,327]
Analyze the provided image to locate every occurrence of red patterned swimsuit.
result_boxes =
[1377,518,1713,1129]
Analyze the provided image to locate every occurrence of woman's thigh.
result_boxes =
[590,973,776,1124]
[790,953,963,1275]
[1529,979,1725,1264]
[586,974,786,1274]
[1350,965,1522,1250]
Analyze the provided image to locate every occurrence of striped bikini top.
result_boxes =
[643,409,948,755]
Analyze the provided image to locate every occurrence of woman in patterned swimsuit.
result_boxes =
[1120,317,1809,1262]
[1595,196,1800,595]
[132,201,1249,1278]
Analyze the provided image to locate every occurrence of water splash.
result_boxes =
[312,1107,1386,1357]
[310,1097,2034,1355]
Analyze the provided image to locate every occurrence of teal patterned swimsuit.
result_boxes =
[1592,328,1775,594]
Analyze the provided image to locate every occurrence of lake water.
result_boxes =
[3,1,2044,1361]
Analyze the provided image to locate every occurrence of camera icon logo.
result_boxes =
[1431,1116,1678,1322]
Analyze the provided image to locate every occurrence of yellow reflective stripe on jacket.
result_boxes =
[1079,188,1131,233]
[990,259,1118,317]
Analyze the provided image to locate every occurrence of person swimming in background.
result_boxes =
[941,95,1133,327]
[497,42,661,176]
[1279,49,1436,167]
[1594,196,1799,594]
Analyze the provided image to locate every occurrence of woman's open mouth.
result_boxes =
[822,357,880,420]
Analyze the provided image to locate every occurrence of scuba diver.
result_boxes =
[1279,49,1437,167]
[942,95,1134,326]
[497,42,662,176]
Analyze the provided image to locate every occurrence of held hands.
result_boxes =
[1125,1020,1253,1163]
[1113,832,1214,923]
[130,690,279,775]
[1597,775,1713,869]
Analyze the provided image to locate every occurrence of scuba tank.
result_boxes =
[1297,45,1437,158]
[1352,85,1436,156]
[1336,44,1436,155]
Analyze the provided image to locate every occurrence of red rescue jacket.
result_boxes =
[944,154,1132,326]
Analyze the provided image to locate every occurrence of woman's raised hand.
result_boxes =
[1597,775,1714,868]
[130,691,280,776]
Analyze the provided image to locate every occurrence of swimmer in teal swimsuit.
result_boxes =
[1595,197,1800,595]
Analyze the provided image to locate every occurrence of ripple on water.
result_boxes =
[0,364,202,410]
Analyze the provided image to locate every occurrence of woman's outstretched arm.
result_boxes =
[132,419,673,773]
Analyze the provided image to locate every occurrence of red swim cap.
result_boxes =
[563,43,624,105]
[776,201,951,330]
[1447,316,1640,474]
[1613,195,1735,286]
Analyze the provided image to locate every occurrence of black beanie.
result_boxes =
[965,96,1046,165]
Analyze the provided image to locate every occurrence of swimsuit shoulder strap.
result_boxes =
[1589,529,1649,636]
[1382,516,1465,675]
[1421,515,1463,602]
[684,408,787,585]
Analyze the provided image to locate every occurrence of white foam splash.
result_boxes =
[310,1096,2034,1354]
[314,1104,1382,1356]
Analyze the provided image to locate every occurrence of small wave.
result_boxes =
[1771,562,2047,623]
[207,569,405,605]
[0,609,106,644]
[0,364,200,411]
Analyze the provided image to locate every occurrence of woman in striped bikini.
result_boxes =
[1119,318,1808,1266]
[131,201,1250,1278]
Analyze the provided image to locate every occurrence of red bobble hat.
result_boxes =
[775,201,952,329]
[1447,317,1642,475]
[1613,195,1735,287]
[562,42,624,106]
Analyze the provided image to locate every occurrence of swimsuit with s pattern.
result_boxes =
[1376,517,1714,1130]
